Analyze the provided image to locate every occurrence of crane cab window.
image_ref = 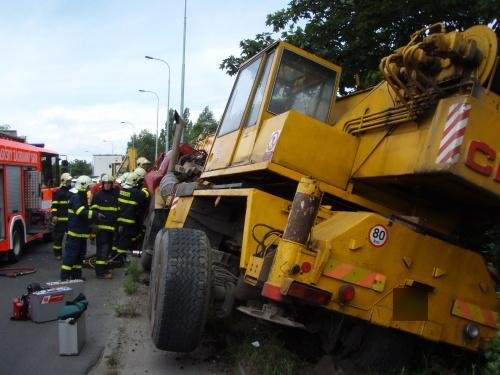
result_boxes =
[244,51,275,128]
[219,57,262,136]
[269,49,337,122]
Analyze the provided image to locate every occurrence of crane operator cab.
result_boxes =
[205,43,345,180]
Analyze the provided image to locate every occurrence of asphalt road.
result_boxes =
[0,239,227,375]
[0,239,126,375]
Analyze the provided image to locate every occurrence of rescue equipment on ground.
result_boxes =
[10,280,85,322]
[58,293,88,321]
[0,267,36,277]
[58,293,88,355]
[10,282,43,320]
[11,294,30,320]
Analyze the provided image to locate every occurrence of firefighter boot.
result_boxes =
[60,264,72,281]
[72,265,83,280]
[95,259,112,278]
[53,245,62,260]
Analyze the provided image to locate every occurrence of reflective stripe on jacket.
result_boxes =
[91,188,118,231]
[51,186,72,220]
[117,187,148,226]
[68,191,97,236]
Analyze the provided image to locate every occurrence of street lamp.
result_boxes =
[138,89,160,159]
[145,56,171,152]
[180,0,187,143]
[102,139,114,154]
[120,121,136,150]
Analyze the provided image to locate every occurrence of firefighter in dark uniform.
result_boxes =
[130,167,150,249]
[60,175,104,280]
[90,174,118,279]
[112,171,148,266]
[51,172,73,260]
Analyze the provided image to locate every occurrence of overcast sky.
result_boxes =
[0,0,288,161]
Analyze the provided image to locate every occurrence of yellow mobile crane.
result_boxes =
[149,24,500,361]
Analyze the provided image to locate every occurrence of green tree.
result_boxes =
[184,106,218,146]
[127,108,197,160]
[69,159,92,176]
[162,108,176,151]
[127,129,156,162]
[180,108,193,145]
[166,108,193,147]
[221,0,499,94]
[220,33,275,76]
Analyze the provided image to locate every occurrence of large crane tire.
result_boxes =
[149,228,212,352]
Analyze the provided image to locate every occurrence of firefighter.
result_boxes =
[115,172,129,187]
[90,174,118,279]
[51,172,73,260]
[60,175,104,281]
[131,167,150,249]
[134,166,147,184]
[134,167,150,201]
[136,156,152,171]
[112,171,148,266]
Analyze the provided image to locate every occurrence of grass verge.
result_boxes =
[114,303,140,318]
[205,314,313,375]
[229,335,303,375]
[123,259,141,295]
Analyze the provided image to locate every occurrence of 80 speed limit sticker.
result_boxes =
[369,225,388,247]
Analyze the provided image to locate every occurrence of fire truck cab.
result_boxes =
[0,138,60,261]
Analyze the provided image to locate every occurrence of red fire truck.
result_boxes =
[0,138,60,261]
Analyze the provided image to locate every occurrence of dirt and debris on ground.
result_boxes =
[88,270,486,375]
[88,273,230,375]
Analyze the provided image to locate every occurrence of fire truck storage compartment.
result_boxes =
[24,170,41,209]
[6,166,22,215]
[24,169,45,234]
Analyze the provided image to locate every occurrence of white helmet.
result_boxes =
[134,167,146,179]
[60,173,73,186]
[116,172,129,184]
[125,172,140,187]
[101,174,112,183]
[137,157,151,168]
[75,175,92,191]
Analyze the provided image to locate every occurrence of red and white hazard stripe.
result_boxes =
[435,103,471,164]
[171,196,179,210]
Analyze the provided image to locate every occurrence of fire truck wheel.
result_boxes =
[149,228,212,352]
[9,227,24,262]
